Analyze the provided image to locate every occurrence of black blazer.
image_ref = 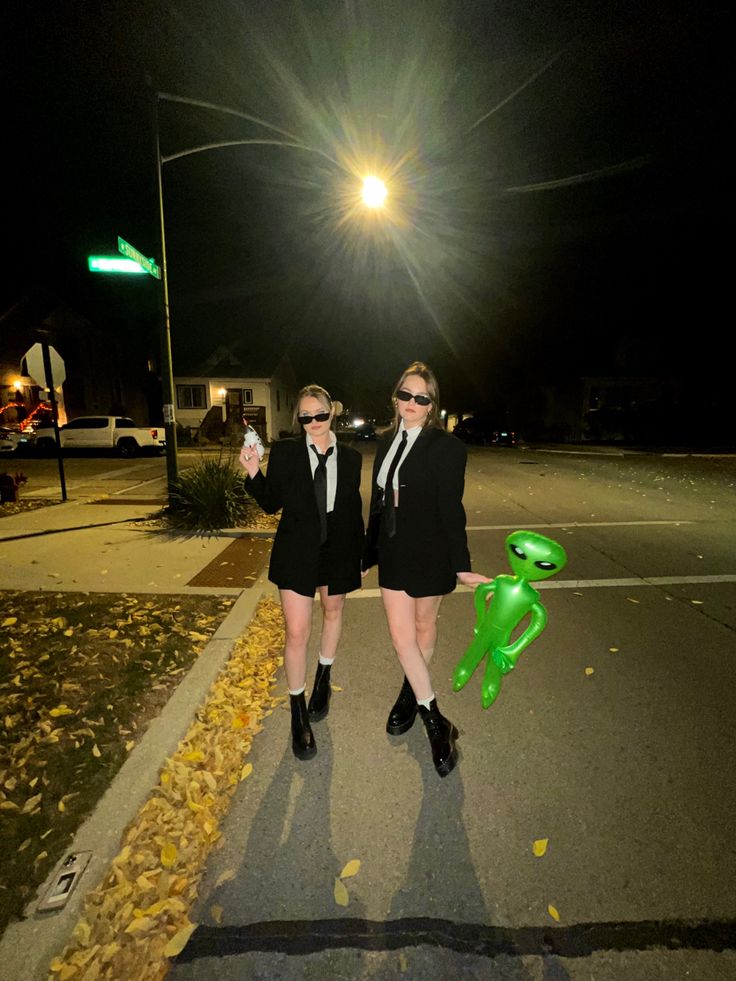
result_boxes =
[364,426,471,596]
[247,437,364,596]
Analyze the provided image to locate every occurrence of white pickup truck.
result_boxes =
[34,416,166,457]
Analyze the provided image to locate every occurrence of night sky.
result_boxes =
[6,0,723,422]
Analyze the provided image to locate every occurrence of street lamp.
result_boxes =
[362,176,388,208]
[150,85,346,494]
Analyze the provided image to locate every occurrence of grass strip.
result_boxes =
[0,591,235,933]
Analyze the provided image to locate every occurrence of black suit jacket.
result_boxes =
[364,426,471,596]
[247,437,364,596]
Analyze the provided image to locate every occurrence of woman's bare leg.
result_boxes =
[279,589,314,691]
[380,587,441,702]
[316,587,346,661]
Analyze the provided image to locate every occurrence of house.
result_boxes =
[174,343,299,445]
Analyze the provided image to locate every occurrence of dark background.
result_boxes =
[4,0,725,433]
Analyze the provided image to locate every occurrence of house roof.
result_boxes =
[175,332,294,381]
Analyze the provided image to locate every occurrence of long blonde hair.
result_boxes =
[390,361,442,433]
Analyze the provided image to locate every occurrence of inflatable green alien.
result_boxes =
[452,530,568,708]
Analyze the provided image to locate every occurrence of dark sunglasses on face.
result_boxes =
[396,389,432,406]
[298,412,331,425]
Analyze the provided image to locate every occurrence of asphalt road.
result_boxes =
[152,444,735,979]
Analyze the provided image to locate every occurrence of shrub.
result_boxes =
[164,458,251,532]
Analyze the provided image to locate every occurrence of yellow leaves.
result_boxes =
[626,596,640,604]
[21,792,42,814]
[188,631,209,642]
[585,667,594,676]
[334,857,361,906]
[333,878,350,907]
[91,744,101,758]
[215,869,236,888]
[532,839,548,857]
[2,616,18,627]
[124,916,155,934]
[50,704,75,718]
[340,859,361,879]
[609,647,619,653]
[163,922,197,957]
[46,597,284,981]
[548,904,561,922]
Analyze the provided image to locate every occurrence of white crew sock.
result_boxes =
[288,686,305,696]
[318,655,335,666]
[417,694,435,710]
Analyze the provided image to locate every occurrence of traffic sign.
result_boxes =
[24,343,66,387]
[117,237,161,280]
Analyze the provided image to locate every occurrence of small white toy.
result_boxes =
[242,423,265,461]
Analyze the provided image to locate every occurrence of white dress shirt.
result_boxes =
[306,430,338,513]
[377,421,423,505]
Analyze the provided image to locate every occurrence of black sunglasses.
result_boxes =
[396,389,432,406]
[298,412,331,425]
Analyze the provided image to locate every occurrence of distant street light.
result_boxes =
[362,176,388,208]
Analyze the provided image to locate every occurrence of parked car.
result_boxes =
[352,422,377,440]
[0,427,28,455]
[33,416,166,456]
[453,417,517,446]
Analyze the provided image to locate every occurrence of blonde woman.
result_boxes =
[241,385,364,760]
[363,362,489,777]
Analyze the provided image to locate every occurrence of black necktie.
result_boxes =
[382,430,408,538]
[311,445,334,544]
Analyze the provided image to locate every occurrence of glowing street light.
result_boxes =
[362,176,387,208]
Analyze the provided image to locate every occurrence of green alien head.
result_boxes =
[505,530,568,582]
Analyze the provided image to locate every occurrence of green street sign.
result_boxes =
[117,237,161,280]
[88,256,147,275]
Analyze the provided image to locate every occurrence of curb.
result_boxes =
[0,577,278,981]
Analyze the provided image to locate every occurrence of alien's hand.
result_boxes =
[492,647,515,674]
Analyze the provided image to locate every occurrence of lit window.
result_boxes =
[177,385,207,409]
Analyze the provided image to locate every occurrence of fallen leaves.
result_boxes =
[334,858,362,907]
[48,597,284,980]
[532,839,548,858]
[0,590,235,934]
[333,877,353,909]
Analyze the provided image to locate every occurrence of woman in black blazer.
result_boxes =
[363,362,489,777]
[240,385,364,761]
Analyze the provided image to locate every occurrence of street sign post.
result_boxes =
[23,339,67,502]
[117,237,161,280]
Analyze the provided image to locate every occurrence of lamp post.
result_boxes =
[151,86,178,492]
[150,85,384,496]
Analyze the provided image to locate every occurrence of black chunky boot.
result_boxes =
[307,662,332,721]
[418,699,458,777]
[290,692,317,760]
[386,675,418,735]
